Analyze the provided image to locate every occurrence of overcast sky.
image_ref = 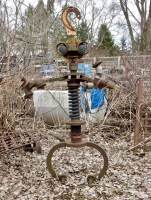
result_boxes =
[24,0,47,6]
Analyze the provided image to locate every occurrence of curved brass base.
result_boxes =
[46,140,108,181]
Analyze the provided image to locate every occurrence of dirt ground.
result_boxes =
[0,124,151,200]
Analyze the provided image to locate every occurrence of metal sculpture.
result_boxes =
[48,6,109,184]
[20,6,114,184]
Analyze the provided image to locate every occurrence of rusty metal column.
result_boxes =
[134,78,143,154]
[66,62,85,143]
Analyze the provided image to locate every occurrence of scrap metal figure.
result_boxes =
[20,6,114,184]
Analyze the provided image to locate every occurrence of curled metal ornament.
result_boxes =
[61,6,81,36]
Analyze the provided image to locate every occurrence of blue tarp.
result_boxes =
[91,88,105,109]
[80,85,105,112]
[40,65,54,73]
[78,63,91,76]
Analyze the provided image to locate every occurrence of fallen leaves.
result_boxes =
[0,126,151,200]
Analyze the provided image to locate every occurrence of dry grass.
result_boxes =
[0,55,148,135]
[0,56,151,199]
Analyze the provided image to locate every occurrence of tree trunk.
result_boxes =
[119,0,136,52]
[140,1,151,53]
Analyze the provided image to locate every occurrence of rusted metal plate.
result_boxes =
[0,131,41,155]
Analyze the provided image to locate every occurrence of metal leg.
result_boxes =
[46,141,108,183]
[47,142,66,177]
[86,142,108,182]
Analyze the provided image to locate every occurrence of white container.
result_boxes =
[33,90,107,125]
[33,90,69,125]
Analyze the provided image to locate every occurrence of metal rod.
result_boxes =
[134,78,143,154]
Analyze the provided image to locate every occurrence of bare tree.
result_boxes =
[0,0,28,132]
[119,0,151,53]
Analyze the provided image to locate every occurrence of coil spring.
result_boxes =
[68,86,80,119]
